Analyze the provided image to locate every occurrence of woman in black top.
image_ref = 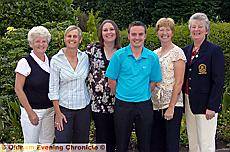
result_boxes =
[15,26,54,143]
[86,20,121,152]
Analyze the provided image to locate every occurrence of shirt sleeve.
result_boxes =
[48,58,60,101]
[105,53,120,80]
[172,47,187,62]
[208,46,224,111]
[15,58,31,76]
[150,55,162,82]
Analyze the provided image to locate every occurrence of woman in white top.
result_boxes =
[151,18,186,152]
[49,25,90,143]
[14,26,54,143]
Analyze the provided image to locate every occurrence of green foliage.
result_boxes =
[0,28,29,96]
[73,0,230,29]
[0,22,229,144]
[0,95,22,142]
[1,0,229,145]
[0,0,76,35]
[119,29,129,47]
[223,87,230,111]
[223,54,230,111]
[119,22,230,55]
[209,22,230,55]
[74,7,89,32]
[180,116,188,145]
[217,108,230,142]
[1,0,230,35]
[86,10,101,43]
[48,0,74,6]
[220,1,230,22]
[0,28,27,142]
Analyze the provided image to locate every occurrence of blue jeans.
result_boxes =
[55,104,91,143]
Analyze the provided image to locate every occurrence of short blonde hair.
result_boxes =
[155,18,175,33]
[64,25,82,39]
[28,26,51,45]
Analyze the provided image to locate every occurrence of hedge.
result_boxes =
[0,22,229,143]
[0,0,78,35]
[2,0,230,34]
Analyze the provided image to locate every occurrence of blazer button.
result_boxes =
[189,87,191,90]
[189,68,192,71]
[189,77,191,80]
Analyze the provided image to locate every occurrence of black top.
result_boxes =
[86,43,115,113]
[23,55,52,109]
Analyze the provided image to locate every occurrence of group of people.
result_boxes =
[15,12,224,152]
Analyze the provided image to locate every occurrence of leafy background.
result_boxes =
[0,0,229,149]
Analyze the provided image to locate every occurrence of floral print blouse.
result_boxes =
[86,43,115,113]
[152,45,186,110]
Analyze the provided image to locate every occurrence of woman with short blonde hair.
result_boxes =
[49,25,90,143]
[151,18,186,152]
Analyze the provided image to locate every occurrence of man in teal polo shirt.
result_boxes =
[106,21,162,152]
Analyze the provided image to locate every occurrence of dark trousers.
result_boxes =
[55,105,91,143]
[92,112,116,152]
[151,107,183,152]
[114,98,153,152]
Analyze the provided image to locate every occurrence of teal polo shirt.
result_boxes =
[105,44,162,102]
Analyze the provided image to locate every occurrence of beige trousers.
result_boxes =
[185,94,218,152]
[20,106,55,143]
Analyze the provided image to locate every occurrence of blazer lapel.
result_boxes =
[190,40,209,65]
[185,45,193,66]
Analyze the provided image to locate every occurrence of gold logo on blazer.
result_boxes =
[198,64,207,74]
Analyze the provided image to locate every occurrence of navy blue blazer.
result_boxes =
[183,40,224,114]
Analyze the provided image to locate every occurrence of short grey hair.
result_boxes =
[28,26,51,45]
[189,13,210,34]
[64,25,82,39]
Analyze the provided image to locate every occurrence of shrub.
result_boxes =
[217,108,230,142]
[0,0,77,35]
[73,0,230,29]
[2,0,230,35]
[0,22,229,143]
[0,95,22,143]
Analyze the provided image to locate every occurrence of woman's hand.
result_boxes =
[27,110,39,125]
[55,112,67,131]
[205,109,216,120]
[164,106,174,120]
[15,73,40,125]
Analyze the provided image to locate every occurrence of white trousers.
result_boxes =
[20,106,55,143]
[185,94,218,152]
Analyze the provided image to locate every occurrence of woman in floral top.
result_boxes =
[151,18,186,152]
[86,19,121,152]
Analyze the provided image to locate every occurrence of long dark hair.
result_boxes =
[98,19,121,49]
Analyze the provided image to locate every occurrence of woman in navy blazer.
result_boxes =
[183,13,224,152]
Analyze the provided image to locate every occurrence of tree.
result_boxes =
[0,0,76,35]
